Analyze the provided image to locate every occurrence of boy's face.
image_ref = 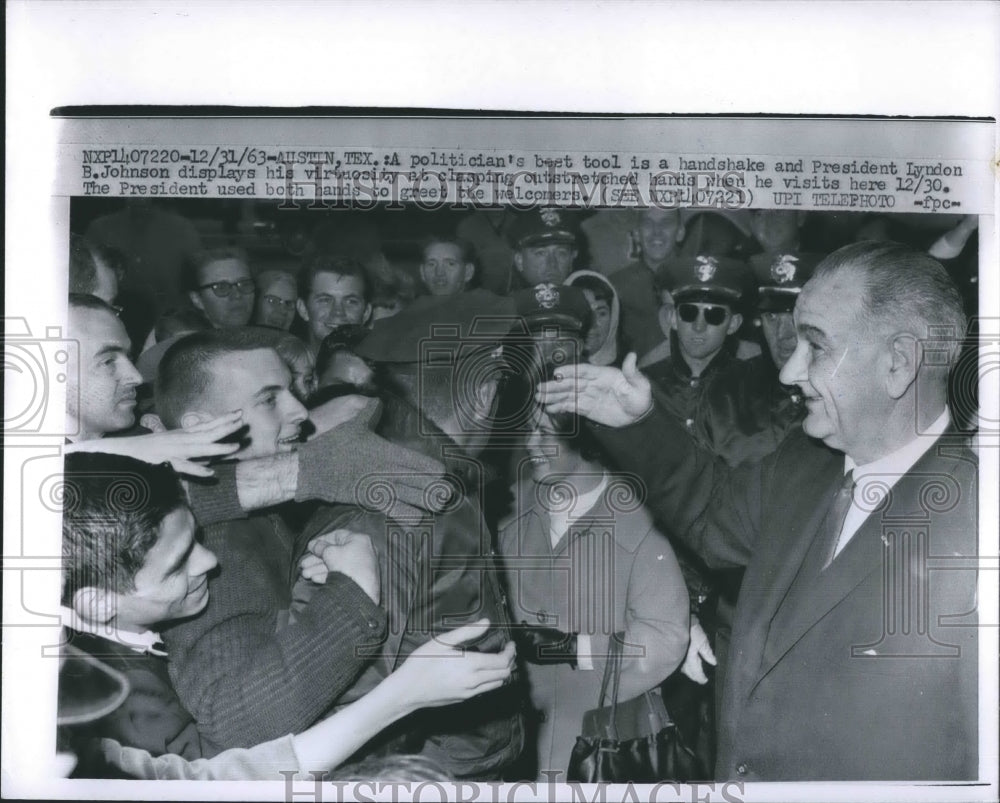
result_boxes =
[196,348,309,459]
[113,507,218,631]
[581,289,612,356]
[672,299,741,362]
[421,242,473,296]
[254,274,298,331]
[298,272,371,346]
[637,209,680,266]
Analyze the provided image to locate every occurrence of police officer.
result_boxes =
[642,254,749,430]
[508,208,581,289]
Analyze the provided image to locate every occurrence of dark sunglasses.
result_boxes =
[677,303,728,326]
[198,279,256,298]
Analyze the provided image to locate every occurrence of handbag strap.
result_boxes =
[596,632,625,741]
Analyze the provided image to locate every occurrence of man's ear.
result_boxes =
[726,313,744,336]
[463,263,475,284]
[180,411,213,429]
[189,291,205,313]
[362,304,373,326]
[886,332,920,399]
[141,413,166,433]
[661,305,676,335]
[296,298,310,322]
[676,222,687,243]
[512,252,524,275]
[73,587,115,625]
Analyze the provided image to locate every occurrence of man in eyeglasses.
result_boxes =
[253,268,298,331]
[187,248,256,329]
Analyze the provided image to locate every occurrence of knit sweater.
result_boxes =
[162,508,387,755]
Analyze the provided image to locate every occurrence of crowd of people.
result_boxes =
[58,200,981,783]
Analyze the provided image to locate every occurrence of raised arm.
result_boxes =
[186,399,449,526]
[103,620,515,780]
[538,353,762,570]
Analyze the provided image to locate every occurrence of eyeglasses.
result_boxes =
[677,303,729,326]
[197,279,256,298]
[262,294,296,310]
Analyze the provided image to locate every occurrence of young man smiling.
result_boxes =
[60,452,219,760]
[151,328,388,754]
[642,254,747,435]
[296,254,372,354]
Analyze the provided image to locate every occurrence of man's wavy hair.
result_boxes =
[814,240,968,367]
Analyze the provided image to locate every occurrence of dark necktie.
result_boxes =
[822,470,855,570]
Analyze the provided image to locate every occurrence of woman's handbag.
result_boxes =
[566,634,705,783]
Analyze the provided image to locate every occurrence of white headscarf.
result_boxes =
[565,270,621,366]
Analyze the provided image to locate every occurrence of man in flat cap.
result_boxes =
[508,208,580,290]
[299,289,526,779]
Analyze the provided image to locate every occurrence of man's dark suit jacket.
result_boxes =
[595,408,979,781]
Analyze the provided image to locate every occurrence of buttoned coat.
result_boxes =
[499,476,690,778]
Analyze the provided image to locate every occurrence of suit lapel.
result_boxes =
[756,513,882,682]
[753,435,956,685]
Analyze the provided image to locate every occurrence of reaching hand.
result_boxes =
[536,353,653,428]
[65,412,244,477]
[297,397,450,520]
[393,620,516,709]
[513,623,578,666]
[301,529,380,605]
[680,618,717,685]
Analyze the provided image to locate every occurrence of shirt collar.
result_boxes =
[845,407,951,479]
[61,606,167,656]
[545,472,611,547]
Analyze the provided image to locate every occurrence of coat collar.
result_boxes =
[503,476,653,554]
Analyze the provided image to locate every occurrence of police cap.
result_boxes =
[666,254,748,306]
[750,251,823,312]
[507,208,580,249]
[511,283,592,333]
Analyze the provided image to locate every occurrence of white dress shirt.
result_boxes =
[834,408,950,558]
[61,606,167,656]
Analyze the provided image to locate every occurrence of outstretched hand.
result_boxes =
[65,412,244,477]
[536,352,653,428]
[393,619,516,710]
